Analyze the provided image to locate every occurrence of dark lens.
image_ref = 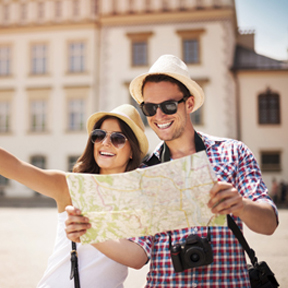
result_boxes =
[142,103,157,117]
[110,132,127,148]
[161,101,178,115]
[190,253,200,263]
[91,129,106,143]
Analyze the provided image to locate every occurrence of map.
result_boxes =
[66,151,226,244]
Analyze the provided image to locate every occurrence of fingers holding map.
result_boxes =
[66,151,226,244]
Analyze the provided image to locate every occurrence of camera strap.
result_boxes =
[227,214,257,265]
[70,241,81,288]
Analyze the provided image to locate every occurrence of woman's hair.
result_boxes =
[72,116,142,174]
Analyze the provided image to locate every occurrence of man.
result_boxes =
[127,54,278,287]
[65,55,278,287]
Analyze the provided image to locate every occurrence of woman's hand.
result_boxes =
[65,205,91,242]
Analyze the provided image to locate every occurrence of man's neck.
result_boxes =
[165,130,196,160]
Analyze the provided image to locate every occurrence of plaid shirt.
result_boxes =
[130,131,278,288]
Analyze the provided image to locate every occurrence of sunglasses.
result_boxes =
[140,98,186,117]
[90,129,127,149]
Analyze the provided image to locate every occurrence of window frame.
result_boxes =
[258,88,281,125]
[30,43,48,75]
[64,86,89,132]
[126,32,153,67]
[0,45,12,76]
[260,151,282,172]
[176,29,205,65]
[67,41,87,74]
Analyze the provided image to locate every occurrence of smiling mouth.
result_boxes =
[100,151,115,157]
[156,121,173,129]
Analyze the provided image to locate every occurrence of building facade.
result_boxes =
[0,0,287,198]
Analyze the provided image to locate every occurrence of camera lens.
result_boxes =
[190,253,200,263]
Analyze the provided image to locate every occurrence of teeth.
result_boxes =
[100,152,114,156]
[157,122,172,129]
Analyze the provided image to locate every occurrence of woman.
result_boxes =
[0,104,149,288]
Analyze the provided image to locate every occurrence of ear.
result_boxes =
[186,95,194,113]
[130,151,133,159]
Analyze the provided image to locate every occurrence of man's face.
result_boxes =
[142,81,194,142]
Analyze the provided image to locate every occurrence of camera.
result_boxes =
[170,233,213,273]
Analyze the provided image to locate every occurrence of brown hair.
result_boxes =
[73,116,142,174]
[142,74,191,99]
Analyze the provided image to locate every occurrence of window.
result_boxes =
[68,99,85,131]
[0,102,10,132]
[132,42,147,66]
[55,1,62,18]
[127,32,153,67]
[258,88,280,124]
[31,44,47,75]
[183,39,199,64]
[0,46,11,76]
[30,100,47,132]
[68,42,85,73]
[31,155,46,169]
[261,151,281,172]
[68,156,80,172]
[190,106,203,126]
[177,29,205,64]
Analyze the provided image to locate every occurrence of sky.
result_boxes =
[235,0,288,61]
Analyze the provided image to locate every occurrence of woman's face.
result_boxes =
[93,118,132,174]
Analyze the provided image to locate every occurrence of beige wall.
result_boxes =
[237,70,288,191]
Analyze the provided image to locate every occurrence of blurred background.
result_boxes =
[0,0,287,286]
[0,0,287,200]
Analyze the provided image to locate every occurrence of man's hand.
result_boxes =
[65,205,91,243]
[207,181,277,235]
[207,181,245,217]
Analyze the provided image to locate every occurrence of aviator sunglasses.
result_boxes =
[90,129,127,149]
[140,97,186,117]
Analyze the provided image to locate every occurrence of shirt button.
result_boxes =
[192,283,197,287]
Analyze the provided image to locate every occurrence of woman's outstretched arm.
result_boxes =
[0,147,71,211]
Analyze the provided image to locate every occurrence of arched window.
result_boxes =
[258,88,280,124]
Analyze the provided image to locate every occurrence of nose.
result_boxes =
[154,105,165,119]
[102,134,112,146]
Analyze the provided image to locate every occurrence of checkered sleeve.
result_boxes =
[129,235,154,260]
[236,142,278,219]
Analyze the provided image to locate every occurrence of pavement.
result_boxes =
[0,206,287,287]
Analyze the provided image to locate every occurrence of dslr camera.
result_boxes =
[170,233,213,273]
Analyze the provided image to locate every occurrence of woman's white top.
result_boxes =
[37,212,128,288]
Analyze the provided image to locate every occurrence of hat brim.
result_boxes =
[130,72,205,113]
[87,111,149,159]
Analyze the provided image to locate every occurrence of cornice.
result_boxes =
[0,20,99,34]
[100,8,235,27]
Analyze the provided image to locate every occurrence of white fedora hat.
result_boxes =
[87,104,149,159]
[129,54,205,113]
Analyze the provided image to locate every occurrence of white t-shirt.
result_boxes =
[37,212,128,288]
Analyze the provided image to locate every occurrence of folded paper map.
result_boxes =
[66,151,226,244]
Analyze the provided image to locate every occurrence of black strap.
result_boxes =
[70,241,81,288]
[227,215,257,265]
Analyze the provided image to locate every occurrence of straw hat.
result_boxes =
[86,104,149,158]
[129,54,205,113]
